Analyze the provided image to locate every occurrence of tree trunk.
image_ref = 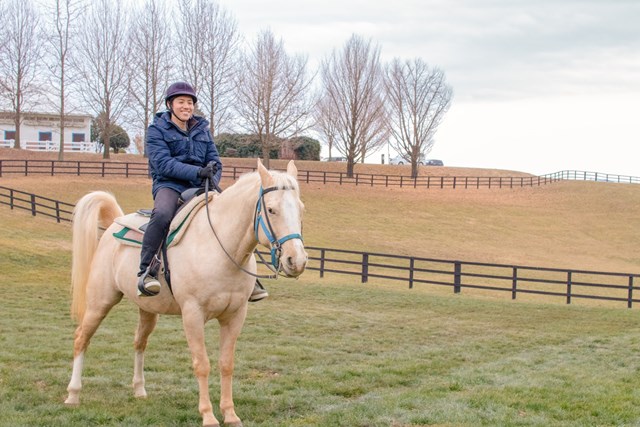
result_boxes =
[262,145,271,169]
[13,111,21,149]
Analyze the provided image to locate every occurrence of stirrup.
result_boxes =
[137,269,160,297]
[249,280,269,302]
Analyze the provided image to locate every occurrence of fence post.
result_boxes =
[628,276,634,309]
[566,271,572,305]
[362,253,369,283]
[511,267,518,299]
[55,201,61,223]
[10,189,14,209]
[25,160,28,176]
[30,194,37,217]
[409,257,415,289]
[125,163,130,178]
[453,262,461,293]
[0,160,2,177]
[319,248,326,278]
[51,161,55,176]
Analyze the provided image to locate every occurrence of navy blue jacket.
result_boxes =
[146,111,222,198]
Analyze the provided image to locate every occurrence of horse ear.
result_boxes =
[257,159,274,187]
[286,160,298,178]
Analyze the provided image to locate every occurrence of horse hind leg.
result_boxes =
[132,309,159,398]
[64,300,120,406]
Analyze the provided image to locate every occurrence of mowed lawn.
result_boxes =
[2,163,640,426]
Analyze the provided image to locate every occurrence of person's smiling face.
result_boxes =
[170,95,194,123]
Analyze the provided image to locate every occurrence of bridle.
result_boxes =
[203,179,303,279]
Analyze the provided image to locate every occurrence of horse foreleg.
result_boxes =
[65,307,112,406]
[132,308,159,398]
[182,306,219,427]
[218,307,248,427]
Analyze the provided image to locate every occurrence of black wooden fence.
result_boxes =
[0,185,74,223]
[2,159,638,188]
[302,246,640,309]
[2,184,639,309]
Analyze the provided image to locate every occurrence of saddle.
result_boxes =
[112,189,215,248]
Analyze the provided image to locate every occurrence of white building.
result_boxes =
[0,111,94,152]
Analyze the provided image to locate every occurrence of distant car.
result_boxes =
[389,155,426,165]
[425,159,444,166]
[323,156,347,162]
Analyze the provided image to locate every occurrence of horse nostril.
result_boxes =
[287,256,294,267]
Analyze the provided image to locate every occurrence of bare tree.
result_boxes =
[128,0,172,157]
[74,0,130,159]
[235,29,314,167]
[0,0,43,149]
[43,0,86,160]
[177,0,239,136]
[319,34,387,177]
[314,94,340,160]
[178,0,208,94]
[199,1,239,135]
[385,57,453,178]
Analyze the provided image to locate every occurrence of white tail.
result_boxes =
[70,191,124,323]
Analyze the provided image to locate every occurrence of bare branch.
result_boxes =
[0,0,45,148]
[319,34,388,176]
[73,0,131,159]
[235,29,315,167]
[128,0,173,156]
[385,57,453,177]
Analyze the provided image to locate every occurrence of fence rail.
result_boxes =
[2,184,638,309]
[302,246,640,309]
[1,159,638,188]
[0,185,74,223]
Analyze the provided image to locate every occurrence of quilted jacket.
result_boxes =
[146,111,222,198]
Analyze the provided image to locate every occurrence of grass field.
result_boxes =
[2,212,640,426]
[2,151,640,426]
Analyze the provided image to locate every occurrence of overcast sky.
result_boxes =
[217,0,640,175]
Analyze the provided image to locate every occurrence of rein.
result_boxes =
[202,178,303,279]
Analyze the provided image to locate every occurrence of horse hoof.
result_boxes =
[64,401,80,408]
[224,422,243,427]
[203,424,220,427]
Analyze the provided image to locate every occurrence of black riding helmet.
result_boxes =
[165,82,198,107]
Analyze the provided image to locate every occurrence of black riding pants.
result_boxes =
[138,187,180,275]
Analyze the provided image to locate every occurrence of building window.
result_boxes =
[4,130,15,140]
[39,132,52,141]
[72,133,85,142]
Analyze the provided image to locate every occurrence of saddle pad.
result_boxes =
[112,192,215,248]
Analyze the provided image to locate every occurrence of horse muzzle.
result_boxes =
[280,243,308,278]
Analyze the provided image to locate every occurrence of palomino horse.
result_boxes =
[64,160,307,427]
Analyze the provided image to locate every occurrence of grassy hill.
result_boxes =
[1,148,639,275]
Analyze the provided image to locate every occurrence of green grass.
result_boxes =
[2,206,640,426]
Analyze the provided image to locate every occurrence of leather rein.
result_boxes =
[202,178,303,279]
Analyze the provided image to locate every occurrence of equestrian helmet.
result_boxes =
[165,82,198,104]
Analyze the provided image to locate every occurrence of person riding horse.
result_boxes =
[138,81,268,302]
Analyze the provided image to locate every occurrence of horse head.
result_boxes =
[256,159,308,278]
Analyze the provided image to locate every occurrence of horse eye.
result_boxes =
[267,207,275,214]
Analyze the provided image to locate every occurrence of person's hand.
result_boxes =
[198,162,217,180]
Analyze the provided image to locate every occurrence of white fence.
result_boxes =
[0,139,95,152]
